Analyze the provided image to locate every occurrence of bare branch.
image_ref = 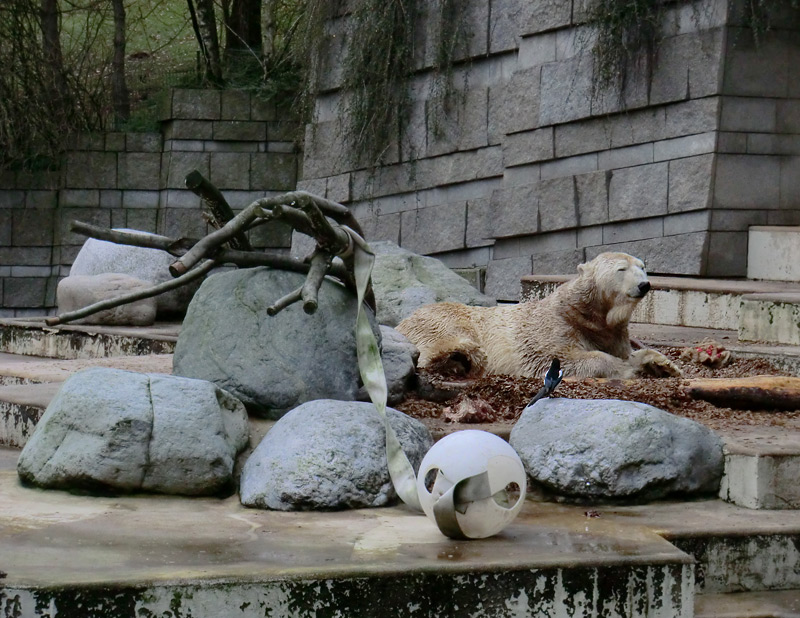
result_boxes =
[300,250,333,314]
[185,170,252,251]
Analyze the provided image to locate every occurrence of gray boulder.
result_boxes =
[17,367,249,495]
[57,273,157,326]
[358,326,419,405]
[509,398,724,501]
[370,241,496,326]
[240,399,433,510]
[291,236,496,326]
[70,231,200,316]
[173,267,380,419]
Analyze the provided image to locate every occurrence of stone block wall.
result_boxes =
[0,90,300,315]
[299,0,800,300]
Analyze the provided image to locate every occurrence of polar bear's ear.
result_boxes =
[577,262,588,275]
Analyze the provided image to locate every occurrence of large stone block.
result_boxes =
[159,208,209,239]
[400,202,466,255]
[250,153,297,191]
[665,97,719,138]
[117,153,161,190]
[58,208,111,247]
[165,151,211,189]
[710,209,767,231]
[164,120,214,141]
[220,90,251,120]
[484,255,532,301]
[466,197,494,248]
[654,132,715,162]
[602,217,664,245]
[489,0,536,52]
[213,121,266,142]
[575,170,609,227]
[539,56,594,126]
[57,274,157,326]
[664,210,710,236]
[598,144,654,170]
[668,154,714,213]
[0,210,10,246]
[490,67,541,136]
[554,117,613,158]
[780,156,800,209]
[209,153,251,190]
[706,231,747,276]
[714,154,780,209]
[608,162,668,222]
[531,249,585,274]
[538,176,577,232]
[723,28,790,98]
[171,89,221,120]
[12,210,55,247]
[720,97,776,133]
[502,128,554,167]
[3,277,48,307]
[126,132,162,152]
[65,152,117,189]
[490,183,539,238]
[427,87,489,157]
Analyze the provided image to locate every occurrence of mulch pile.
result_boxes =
[396,345,799,432]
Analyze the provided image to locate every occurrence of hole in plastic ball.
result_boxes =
[423,467,439,494]
[493,482,522,509]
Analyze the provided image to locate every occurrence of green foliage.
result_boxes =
[586,0,664,91]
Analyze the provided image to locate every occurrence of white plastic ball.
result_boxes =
[416,430,527,539]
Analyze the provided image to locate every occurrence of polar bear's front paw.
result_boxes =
[630,348,683,378]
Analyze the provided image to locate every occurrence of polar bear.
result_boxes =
[396,252,682,380]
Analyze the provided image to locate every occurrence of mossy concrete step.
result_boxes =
[0,318,179,359]
[696,589,800,617]
[521,275,800,335]
[739,293,800,346]
[0,459,695,618]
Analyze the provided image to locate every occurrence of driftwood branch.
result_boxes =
[48,179,377,326]
[185,170,252,251]
[45,259,218,326]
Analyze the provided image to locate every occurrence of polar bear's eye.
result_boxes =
[616,266,627,272]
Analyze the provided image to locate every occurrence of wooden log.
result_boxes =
[685,376,800,411]
[185,170,252,251]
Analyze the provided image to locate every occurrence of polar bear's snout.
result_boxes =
[636,281,651,296]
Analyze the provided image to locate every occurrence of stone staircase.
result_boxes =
[2,315,800,615]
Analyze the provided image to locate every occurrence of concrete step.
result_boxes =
[521,275,800,346]
[0,317,179,359]
[0,458,695,617]
[748,226,800,283]
[696,590,800,617]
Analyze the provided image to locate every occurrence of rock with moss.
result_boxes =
[240,399,432,510]
[510,398,724,501]
[173,267,380,418]
[17,367,249,496]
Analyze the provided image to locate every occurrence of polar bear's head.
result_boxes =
[577,252,650,325]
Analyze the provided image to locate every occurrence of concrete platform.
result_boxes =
[0,451,694,617]
[0,318,179,359]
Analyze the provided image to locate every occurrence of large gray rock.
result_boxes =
[510,398,724,501]
[291,236,496,326]
[17,367,249,495]
[70,231,201,316]
[173,267,380,418]
[57,273,157,326]
[370,241,496,326]
[357,325,419,405]
[240,400,433,510]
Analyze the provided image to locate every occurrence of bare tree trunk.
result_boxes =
[111,0,130,122]
[188,0,223,85]
[224,0,262,56]
[40,0,67,94]
[262,0,275,61]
